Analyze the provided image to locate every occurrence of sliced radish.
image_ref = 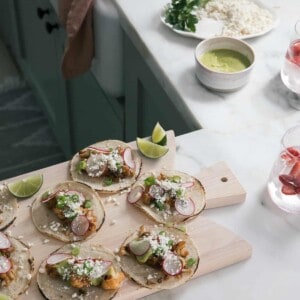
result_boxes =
[46,253,72,265]
[149,184,165,199]
[175,198,195,216]
[127,185,144,204]
[87,146,110,154]
[123,148,135,169]
[0,256,11,273]
[181,181,195,188]
[129,239,150,256]
[65,190,85,202]
[71,215,90,236]
[278,174,295,186]
[162,254,182,276]
[0,232,11,250]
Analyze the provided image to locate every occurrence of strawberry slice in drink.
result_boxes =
[282,184,297,195]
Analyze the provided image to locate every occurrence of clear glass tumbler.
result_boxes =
[281,20,300,94]
[268,125,300,213]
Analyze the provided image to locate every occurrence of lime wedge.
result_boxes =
[136,138,169,159]
[151,122,167,146]
[7,174,43,198]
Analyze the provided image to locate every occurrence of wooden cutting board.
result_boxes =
[1,131,251,299]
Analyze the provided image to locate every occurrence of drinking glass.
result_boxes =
[268,125,300,213]
[281,20,300,94]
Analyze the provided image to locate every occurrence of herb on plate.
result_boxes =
[164,0,209,33]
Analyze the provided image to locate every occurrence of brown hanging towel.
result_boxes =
[58,0,94,79]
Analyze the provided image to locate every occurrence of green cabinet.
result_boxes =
[0,0,124,158]
[16,0,71,156]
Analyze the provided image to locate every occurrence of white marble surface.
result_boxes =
[113,0,300,133]
[108,0,300,299]
[145,125,300,300]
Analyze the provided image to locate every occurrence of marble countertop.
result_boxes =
[147,125,300,300]
[109,0,300,299]
[113,0,300,134]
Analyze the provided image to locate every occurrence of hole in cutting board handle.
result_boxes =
[221,177,228,182]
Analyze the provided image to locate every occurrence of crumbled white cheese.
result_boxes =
[39,267,46,274]
[197,0,274,37]
[110,220,116,226]
[26,274,32,280]
[43,239,50,244]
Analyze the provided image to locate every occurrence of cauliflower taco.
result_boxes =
[0,232,33,298]
[119,225,199,289]
[127,170,205,224]
[37,243,125,300]
[0,185,17,230]
[31,181,105,242]
[70,140,142,192]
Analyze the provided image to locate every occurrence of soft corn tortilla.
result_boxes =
[0,236,34,299]
[31,181,105,243]
[120,225,199,289]
[0,185,17,230]
[132,170,205,224]
[37,243,122,300]
[70,140,142,193]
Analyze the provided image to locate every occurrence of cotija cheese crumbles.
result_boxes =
[197,0,274,37]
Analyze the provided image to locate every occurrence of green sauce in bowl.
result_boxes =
[199,49,251,73]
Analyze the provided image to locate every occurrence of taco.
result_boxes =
[0,232,33,299]
[31,181,105,243]
[70,140,142,192]
[127,170,206,224]
[0,185,17,230]
[119,225,199,289]
[37,242,125,300]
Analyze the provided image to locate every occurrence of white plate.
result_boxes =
[161,0,279,40]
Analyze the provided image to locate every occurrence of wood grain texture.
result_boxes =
[0,131,251,299]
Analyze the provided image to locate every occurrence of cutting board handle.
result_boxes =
[196,161,246,209]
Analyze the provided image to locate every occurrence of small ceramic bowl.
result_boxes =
[195,37,255,92]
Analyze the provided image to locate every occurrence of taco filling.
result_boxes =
[0,233,15,288]
[76,146,136,185]
[128,173,199,221]
[44,253,124,291]
[41,190,97,237]
[0,233,33,298]
[120,226,198,285]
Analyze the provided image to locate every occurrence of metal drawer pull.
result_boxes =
[37,7,50,19]
[45,22,59,34]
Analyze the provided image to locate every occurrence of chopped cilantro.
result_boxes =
[159,231,166,235]
[116,162,122,170]
[103,177,113,186]
[84,200,92,208]
[144,176,156,186]
[42,191,50,200]
[167,240,174,246]
[154,200,165,211]
[71,247,80,256]
[186,257,197,268]
[176,189,183,197]
[171,175,181,183]
[76,160,87,174]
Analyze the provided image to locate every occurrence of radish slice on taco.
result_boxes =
[119,225,199,289]
[127,170,205,224]
[31,181,105,243]
[70,140,142,192]
[0,233,33,299]
[0,185,17,230]
[37,243,125,300]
